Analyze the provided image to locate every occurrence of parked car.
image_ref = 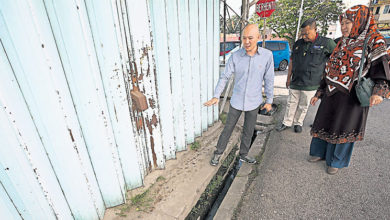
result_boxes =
[220,41,240,56]
[257,40,290,71]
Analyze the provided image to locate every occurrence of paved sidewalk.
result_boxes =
[234,72,390,219]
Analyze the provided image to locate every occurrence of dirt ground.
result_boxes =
[103,119,242,220]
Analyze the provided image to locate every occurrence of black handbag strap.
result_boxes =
[357,35,371,85]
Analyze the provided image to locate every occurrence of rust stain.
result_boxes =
[150,136,157,167]
[68,128,75,142]
[113,104,118,122]
[138,73,144,81]
[136,117,143,131]
[148,98,156,109]
[145,117,152,135]
[151,114,158,126]
[145,114,158,135]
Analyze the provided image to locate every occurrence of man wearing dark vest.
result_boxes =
[277,18,336,133]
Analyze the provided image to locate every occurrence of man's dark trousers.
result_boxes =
[215,104,259,156]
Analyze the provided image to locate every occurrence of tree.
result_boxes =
[250,0,344,47]
[220,15,241,34]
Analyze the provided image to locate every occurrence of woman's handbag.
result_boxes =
[355,35,375,107]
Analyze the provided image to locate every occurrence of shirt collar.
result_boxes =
[240,47,261,57]
[311,33,319,43]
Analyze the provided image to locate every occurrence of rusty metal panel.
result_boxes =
[148,0,177,160]
[114,0,150,175]
[207,0,214,125]
[199,0,209,131]
[189,0,203,137]
[213,0,220,122]
[165,0,187,150]
[0,0,221,218]
[0,1,105,218]
[122,0,168,167]
[84,0,143,190]
[43,0,126,207]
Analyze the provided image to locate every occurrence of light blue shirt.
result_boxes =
[214,47,274,111]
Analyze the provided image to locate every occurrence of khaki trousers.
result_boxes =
[282,89,316,127]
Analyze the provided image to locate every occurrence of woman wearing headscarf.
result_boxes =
[308,5,390,175]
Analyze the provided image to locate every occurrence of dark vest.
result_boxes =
[291,36,330,87]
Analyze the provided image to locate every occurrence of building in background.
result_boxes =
[370,0,390,37]
[326,0,370,39]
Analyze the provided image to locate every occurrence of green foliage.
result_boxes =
[250,0,344,46]
[220,15,241,34]
[190,141,201,151]
[130,188,153,210]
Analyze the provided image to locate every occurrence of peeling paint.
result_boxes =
[148,98,155,109]
[149,136,157,167]
[68,128,75,142]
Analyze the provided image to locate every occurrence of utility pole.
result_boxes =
[295,0,304,41]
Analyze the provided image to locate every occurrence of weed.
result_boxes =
[156,176,166,182]
[190,141,201,151]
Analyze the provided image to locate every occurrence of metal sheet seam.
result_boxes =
[1,18,72,218]
[116,0,149,176]
[188,0,202,137]
[75,0,126,203]
[146,0,176,162]
[80,0,127,201]
[164,0,187,151]
[121,0,155,170]
[0,97,59,218]
[107,0,144,189]
[41,1,106,216]
[122,0,152,167]
[0,181,23,219]
[126,0,168,166]
[213,0,220,122]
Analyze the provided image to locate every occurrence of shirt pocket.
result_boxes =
[310,47,325,66]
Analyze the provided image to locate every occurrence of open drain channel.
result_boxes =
[186,104,277,220]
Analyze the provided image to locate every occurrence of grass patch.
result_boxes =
[190,141,201,151]
[156,175,166,182]
[115,186,155,217]
[130,188,153,211]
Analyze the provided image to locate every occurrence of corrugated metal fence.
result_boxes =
[0,0,220,219]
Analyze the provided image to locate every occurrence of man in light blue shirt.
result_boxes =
[204,24,274,166]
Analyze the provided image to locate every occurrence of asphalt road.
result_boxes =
[236,70,390,219]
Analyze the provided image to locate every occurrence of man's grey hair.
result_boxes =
[301,18,317,30]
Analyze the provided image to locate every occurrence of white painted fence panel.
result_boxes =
[0,0,220,218]
[189,0,203,137]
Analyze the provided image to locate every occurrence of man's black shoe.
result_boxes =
[294,125,302,133]
[276,124,290,131]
